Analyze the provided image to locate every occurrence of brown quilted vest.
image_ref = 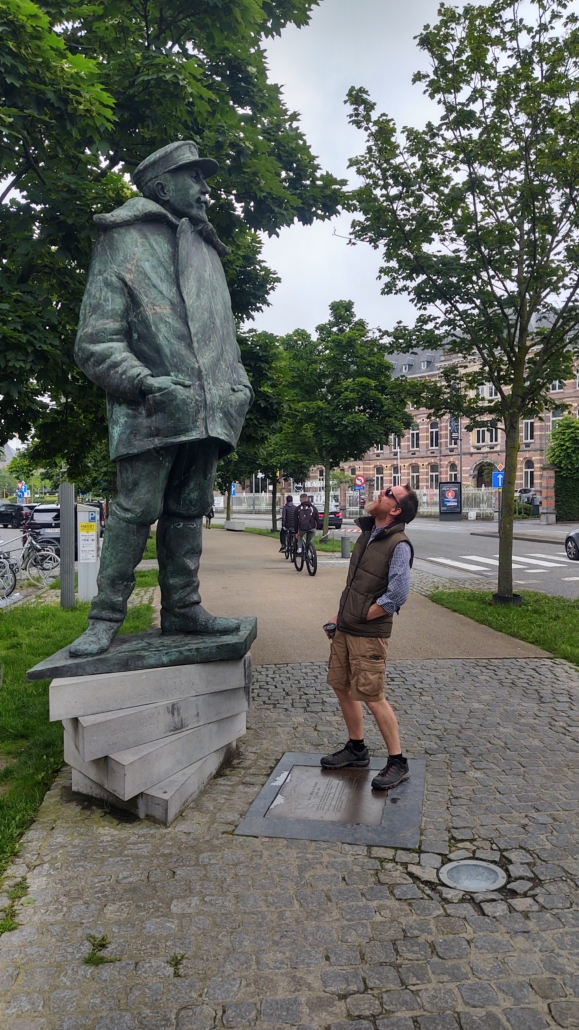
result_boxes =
[337,518,414,638]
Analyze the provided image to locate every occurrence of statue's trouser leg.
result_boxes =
[88,447,176,624]
[157,438,218,622]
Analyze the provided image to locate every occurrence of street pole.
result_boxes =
[459,417,463,484]
[59,470,75,609]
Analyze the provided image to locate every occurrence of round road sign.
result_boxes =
[354,474,366,487]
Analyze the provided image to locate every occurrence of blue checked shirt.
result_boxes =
[368,525,412,615]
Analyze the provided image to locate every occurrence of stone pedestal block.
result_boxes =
[29,621,256,824]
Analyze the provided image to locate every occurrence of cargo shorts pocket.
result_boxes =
[351,655,386,698]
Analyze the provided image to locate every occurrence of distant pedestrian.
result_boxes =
[322,484,418,791]
[295,493,319,554]
[280,494,297,551]
[205,505,214,529]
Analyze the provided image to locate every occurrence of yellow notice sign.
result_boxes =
[79,523,96,534]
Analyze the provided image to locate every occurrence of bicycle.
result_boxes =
[0,534,60,588]
[304,538,317,576]
[282,530,295,562]
[0,556,17,598]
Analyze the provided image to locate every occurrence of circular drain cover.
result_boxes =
[438,859,507,892]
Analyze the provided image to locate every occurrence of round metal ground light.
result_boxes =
[438,859,508,892]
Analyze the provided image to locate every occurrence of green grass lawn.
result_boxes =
[143,534,157,560]
[430,589,579,663]
[0,601,152,876]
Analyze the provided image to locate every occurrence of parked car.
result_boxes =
[315,509,343,530]
[27,502,104,554]
[0,502,36,528]
[565,529,579,561]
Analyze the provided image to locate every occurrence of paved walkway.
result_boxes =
[2,654,579,1030]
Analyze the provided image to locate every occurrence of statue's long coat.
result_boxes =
[75,198,253,461]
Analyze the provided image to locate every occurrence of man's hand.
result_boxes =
[141,375,192,395]
[366,603,385,621]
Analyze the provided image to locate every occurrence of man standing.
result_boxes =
[69,141,254,657]
[280,494,297,552]
[322,483,418,790]
[295,493,319,554]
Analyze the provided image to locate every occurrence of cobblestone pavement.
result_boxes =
[1,658,579,1030]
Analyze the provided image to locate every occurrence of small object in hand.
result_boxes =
[323,622,337,640]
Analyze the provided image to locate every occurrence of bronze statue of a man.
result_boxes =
[69,141,254,657]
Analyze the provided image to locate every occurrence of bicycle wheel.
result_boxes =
[28,550,60,587]
[0,558,16,598]
[284,535,291,560]
[305,542,317,576]
[294,540,304,571]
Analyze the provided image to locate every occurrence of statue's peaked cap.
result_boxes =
[132,141,218,192]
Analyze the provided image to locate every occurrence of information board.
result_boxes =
[78,522,97,562]
[439,481,462,515]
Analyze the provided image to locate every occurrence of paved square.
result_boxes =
[1,657,579,1030]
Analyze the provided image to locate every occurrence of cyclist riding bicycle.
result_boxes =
[280,494,298,552]
[295,493,318,554]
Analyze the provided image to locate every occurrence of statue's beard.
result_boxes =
[193,219,230,257]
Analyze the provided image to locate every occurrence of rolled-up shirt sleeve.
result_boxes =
[376,542,412,614]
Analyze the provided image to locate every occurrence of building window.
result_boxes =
[375,444,384,455]
[402,363,410,373]
[429,464,439,489]
[392,465,401,487]
[524,459,534,489]
[576,371,579,388]
[488,424,499,444]
[375,466,384,492]
[551,407,564,431]
[421,360,429,370]
[429,421,439,449]
[390,435,400,452]
[410,424,420,449]
[448,462,458,482]
[550,380,563,392]
[350,467,356,476]
[523,418,534,442]
[475,427,486,445]
[318,469,324,479]
[488,384,498,398]
[478,385,486,398]
[410,465,420,490]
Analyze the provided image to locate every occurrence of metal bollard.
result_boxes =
[341,535,350,559]
[59,480,75,609]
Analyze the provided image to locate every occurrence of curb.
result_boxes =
[470,531,569,546]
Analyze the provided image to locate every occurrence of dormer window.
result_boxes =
[421,360,430,370]
[402,364,410,373]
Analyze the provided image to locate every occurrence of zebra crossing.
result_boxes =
[426,551,579,580]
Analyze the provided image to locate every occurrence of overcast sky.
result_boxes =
[252,0,452,337]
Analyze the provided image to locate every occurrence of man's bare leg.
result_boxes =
[331,685,364,739]
[365,698,401,755]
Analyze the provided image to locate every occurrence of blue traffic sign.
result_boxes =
[492,471,505,489]
[353,484,364,491]
[231,483,236,496]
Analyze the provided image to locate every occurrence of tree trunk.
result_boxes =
[496,412,520,599]
[271,476,277,533]
[226,484,232,522]
[322,460,332,538]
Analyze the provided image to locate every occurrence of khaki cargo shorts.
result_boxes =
[327,630,388,702]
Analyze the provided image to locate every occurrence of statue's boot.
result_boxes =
[158,516,240,635]
[69,515,150,657]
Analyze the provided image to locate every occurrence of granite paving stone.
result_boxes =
[1,657,579,1029]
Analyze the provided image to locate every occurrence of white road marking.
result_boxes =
[493,555,561,568]
[524,553,570,564]
[562,577,579,581]
[460,555,528,569]
[427,557,491,572]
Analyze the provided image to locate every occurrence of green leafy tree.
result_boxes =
[0,0,344,464]
[347,0,579,601]
[547,414,579,519]
[283,301,412,536]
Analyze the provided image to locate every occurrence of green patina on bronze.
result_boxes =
[66,142,255,659]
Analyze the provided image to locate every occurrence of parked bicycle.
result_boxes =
[0,534,60,589]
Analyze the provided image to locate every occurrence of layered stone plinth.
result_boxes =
[27,619,257,824]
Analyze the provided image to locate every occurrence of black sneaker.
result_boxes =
[371,756,410,791]
[320,741,370,769]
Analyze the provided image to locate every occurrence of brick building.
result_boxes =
[338,350,579,504]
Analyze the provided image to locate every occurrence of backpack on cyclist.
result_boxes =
[297,502,316,532]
